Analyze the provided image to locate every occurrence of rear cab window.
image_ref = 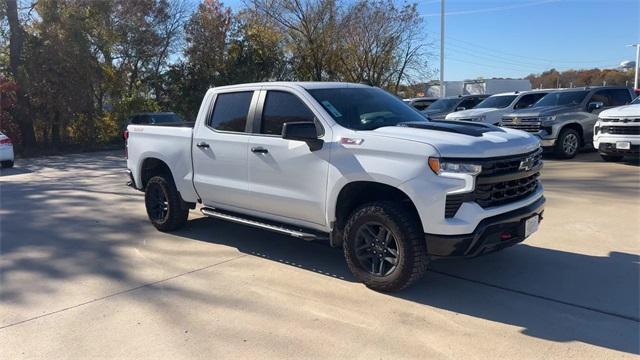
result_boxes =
[209,91,254,132]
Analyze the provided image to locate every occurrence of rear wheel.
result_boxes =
[343,201,428,292]
[554,128,581,159]
[600,154,624,162]
[1,160,14,168]
[144,176,189,231]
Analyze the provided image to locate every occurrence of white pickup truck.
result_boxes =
[126,82,545,291]
[593,97,640,161]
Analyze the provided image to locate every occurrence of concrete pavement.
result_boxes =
[0,151,638,359]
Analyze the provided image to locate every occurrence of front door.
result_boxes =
[247,89,332,226]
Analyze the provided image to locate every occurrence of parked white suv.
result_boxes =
[126,82,545,291]
[593,96,640,161]
[446,90,551,125]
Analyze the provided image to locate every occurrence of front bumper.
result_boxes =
[594,136,640,156]
[425,196,545,258]
[539,138,556,147]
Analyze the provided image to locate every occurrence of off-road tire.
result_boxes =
[144,175,189,232]
[554,128,581,159]
[600,154,624,162]
[343,201,428,292]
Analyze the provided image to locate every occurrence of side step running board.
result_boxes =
[201,207,327,241]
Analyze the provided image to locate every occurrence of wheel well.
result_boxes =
[140,158,174,189]
[334,181,421,234]
[561,123,584,145]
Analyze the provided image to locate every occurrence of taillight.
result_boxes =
[123,130,129,141]
[0,138,12,145]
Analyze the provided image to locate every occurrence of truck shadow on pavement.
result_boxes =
[176,217,640,355]
[2,151,638,355]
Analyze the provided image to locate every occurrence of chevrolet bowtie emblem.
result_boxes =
[513,117,521,124]
[519,156,536,171]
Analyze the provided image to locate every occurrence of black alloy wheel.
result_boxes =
[354,222,400,277]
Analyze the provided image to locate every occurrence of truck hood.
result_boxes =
[371,121,540,158]
[599,104,640,118]
[446,108,498,118]
[504,105,578,118]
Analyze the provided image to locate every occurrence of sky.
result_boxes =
[221,0,640,81]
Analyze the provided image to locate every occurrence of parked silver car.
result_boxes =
[500,86,634,158]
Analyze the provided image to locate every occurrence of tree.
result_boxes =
[225,11,289,83]
[526,68,634,89]
[6,0,36,149]
[250,0,339,81]
[337,0,429,91]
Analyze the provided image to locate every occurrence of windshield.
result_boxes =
[307,87,427,130]
[534,91,588,107]
[475,95,518,109]
[426,98,459,111]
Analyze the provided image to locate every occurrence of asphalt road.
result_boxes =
[1,150,639,359]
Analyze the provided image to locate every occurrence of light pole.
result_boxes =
[440,0,445,97]
[629,43,640,91]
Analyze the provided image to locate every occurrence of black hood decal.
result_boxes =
[398,120,504,137]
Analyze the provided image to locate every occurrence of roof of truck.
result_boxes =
[491,89,555,97]
[211,81,372,91]
[551,86,630,93]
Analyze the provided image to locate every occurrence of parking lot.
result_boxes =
[0,150,638,359]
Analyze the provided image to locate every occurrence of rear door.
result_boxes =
[192,90,259,209]
[247,88,332,227]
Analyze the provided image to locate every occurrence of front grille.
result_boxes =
[444,149,542,218]
[599,117,640,123]
[479,148,543,176]
[475,173,540,208]
[600,126,640,135]
[500,117,541,132]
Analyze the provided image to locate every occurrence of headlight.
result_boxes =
[428,158,482,175]
[539,115,557,125]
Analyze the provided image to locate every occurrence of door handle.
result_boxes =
[196,142,210,149]
[251,147,268,154]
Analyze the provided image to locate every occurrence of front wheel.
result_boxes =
[554,128,581,159]
[343,201,428,292]
[144,176,189,232]
[600,154,624,162]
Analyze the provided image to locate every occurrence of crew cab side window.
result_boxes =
[514,93,546,109]
[261,91,315,135]
[608,89,632,106]
[589,91,613,107]
[209,91,253,132]
[458,98,477,110]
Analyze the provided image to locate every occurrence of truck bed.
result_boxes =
[126,123,198,202]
